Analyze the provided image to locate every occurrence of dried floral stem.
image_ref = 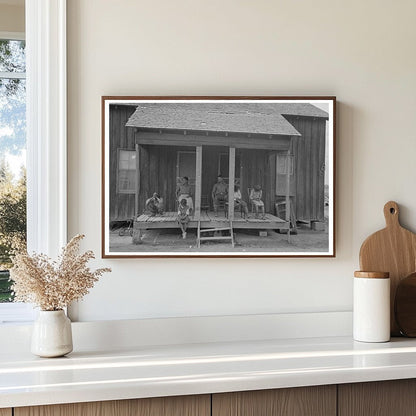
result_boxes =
[10,235,111,310]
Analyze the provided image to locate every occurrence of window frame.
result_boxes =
[26,0,67,257]
[0,0,67,324]
[117,148,137,194]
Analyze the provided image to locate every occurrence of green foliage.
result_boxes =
[0,39,27,301]
[0,39,25,78]
[0,39,26,155]
[0,270,13,303]
[0,161,26,269]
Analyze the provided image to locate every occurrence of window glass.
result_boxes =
[118,150,136,192]
[0,40,25,73]
[0,39,27,304]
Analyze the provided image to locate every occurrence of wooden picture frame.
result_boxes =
[102,96,336,258]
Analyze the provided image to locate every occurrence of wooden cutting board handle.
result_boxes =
[359,201,416,336]
[384,201,400,229]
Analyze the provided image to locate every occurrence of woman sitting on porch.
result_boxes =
[177,198,191,239]
[249,185,265,219]
[234,186,249,217]
[176,176,193,214]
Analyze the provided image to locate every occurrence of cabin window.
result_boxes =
[118,149,136,193]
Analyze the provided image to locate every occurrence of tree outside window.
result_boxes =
[0,38,27,302]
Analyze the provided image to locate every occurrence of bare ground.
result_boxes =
[109,222,329,253]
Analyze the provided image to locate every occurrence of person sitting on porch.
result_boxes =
[249,185,265,219]
[145,193,164,216]
[176,176,193,213]
[212,175,228,216]
[177,198,190,239]
[234,185,249,217]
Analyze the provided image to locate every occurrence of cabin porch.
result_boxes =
[132,211,291,244]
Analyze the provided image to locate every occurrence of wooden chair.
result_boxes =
[225,200,246,219]
[213,196,228,216]
[200,195,210,212]
[247,188,255,213]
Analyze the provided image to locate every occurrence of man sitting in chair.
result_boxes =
[176,176,193,214]
[212,175,228,217]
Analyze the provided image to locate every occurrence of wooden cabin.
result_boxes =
[108,103,328,230]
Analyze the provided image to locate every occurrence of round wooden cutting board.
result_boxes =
[359,201,416,336]
[395,272,416,337]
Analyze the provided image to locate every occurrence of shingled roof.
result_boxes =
[125,103,328,136]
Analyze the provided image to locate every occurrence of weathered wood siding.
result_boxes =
[137,145,189,214]
[109,105,137,222]
[284,116,326,222]
[240,149,276,215]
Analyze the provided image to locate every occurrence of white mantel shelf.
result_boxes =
[2,336,416,409]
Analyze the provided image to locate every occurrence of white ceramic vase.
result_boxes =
[31,310,73,357]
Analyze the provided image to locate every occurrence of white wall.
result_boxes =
[0,3,24,33]
[67,0,416,322]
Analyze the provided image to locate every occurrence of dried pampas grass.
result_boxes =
[10,234,111,311]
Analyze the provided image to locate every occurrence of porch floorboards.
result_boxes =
[135,211,289,230]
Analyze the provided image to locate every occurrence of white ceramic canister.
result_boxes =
[353,271,390,343]
[31,310,73,357]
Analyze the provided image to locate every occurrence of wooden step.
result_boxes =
[199,236,233,241]
[200,227,231,233]
[197,220,235,248]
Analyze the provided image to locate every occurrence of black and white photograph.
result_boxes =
[102,97,335,257]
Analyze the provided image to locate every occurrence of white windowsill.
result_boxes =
[0,303,36,324]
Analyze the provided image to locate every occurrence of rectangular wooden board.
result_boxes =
[212,386,336,416]
[339,380,416,416]
[15,395,210,416]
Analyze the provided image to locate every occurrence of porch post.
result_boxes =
[135,143,140,217]
[286,150,291,242]
[285,150,292,221]
[228,147,236,220]
[194,146,202,220]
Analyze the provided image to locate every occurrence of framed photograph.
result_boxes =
[102,96,336,258]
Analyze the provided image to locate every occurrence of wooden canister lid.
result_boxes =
[354,271,389,279]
